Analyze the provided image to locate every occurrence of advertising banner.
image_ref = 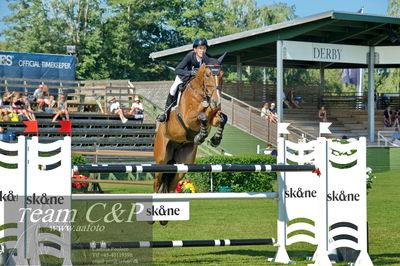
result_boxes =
[0,51,76,80]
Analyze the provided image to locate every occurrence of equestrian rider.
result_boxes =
[156,37,209,122]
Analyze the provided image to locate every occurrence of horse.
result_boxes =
[153,53,228,198]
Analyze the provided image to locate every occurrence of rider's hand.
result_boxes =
[190,69,197,76]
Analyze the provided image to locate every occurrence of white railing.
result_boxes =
[221,92,317,146]
[377,130,400,147]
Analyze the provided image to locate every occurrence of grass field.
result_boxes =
[67,171,400,265]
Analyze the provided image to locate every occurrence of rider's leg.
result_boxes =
[157,76,182,122]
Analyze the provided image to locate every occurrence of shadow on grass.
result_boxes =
[204,249,276,258]
[371,253,400,265]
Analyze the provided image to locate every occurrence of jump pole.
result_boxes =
[73,163,316,173]
[60,238,275,249]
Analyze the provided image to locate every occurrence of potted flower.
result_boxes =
[72,172,91,193]
[176,180,197,193]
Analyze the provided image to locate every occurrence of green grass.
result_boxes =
[63,171,400,265]
[213,124,268,155]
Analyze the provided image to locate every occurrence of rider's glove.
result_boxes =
[190,69,197,76]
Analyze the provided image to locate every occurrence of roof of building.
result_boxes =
[149,11,400,68]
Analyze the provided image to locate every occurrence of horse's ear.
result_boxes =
[217,52,227,64]
[195,63,206,81]
[198,63,206,75]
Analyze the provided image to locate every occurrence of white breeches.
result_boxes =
[169,76,183,96]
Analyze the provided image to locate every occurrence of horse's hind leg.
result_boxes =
[168,143,198,192]
[210,112,228,147]
[153,125,175,193]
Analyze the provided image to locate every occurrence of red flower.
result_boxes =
[72,172,91,191]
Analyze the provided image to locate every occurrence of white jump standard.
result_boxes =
[0,136,373,266]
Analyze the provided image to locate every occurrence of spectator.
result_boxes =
[52,95,70,122]
[260,103,270,120]
[264,144,277,156]
[33,84,46,111]
[108,96,128,123]
[44,95,57,114]
[0,94,10,121]
[392,127,400,141]
[318,106,327,122]
[288,88,301,108]
[11,92,33,121]
[21,96,36,121]
[128,96,144,115]
[393,108,399,128]
[269,103,278,123]
[384,106,392,127]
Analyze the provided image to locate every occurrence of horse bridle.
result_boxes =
[189,64,222,109]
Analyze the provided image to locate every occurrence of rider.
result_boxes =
[156,37,209,122]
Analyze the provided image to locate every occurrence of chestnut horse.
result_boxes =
[153,53,228,195]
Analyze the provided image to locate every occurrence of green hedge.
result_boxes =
[186,154,276,192]
[72,154,87,165]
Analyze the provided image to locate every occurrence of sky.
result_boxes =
[0,0,391,41]
[259,0,389,17]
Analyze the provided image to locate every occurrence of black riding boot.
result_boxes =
[156,94,175,122]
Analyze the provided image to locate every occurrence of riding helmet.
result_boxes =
[193,37,209,48]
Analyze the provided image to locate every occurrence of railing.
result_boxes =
[220,92,317,146]
[377,130,400,147]
[321,93,367,110]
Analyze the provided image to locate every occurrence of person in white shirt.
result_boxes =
[261,103,270,119]
[108,97,128,123]
[129,96,144,115]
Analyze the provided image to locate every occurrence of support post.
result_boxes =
[368,47,375,143]
[320,65,325,107]
[236,55,242,82]
[276,40,284,123]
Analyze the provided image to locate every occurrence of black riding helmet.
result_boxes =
[193,37,209,48]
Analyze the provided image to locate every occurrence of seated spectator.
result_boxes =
[264,144,277,156]
[11,93,33,121]
[2,91,13,110]
[392,127,400,141]
[269,103,278,123]
[34,84,46,111]
[21,96,36,121]
[108,97,128,123]
[384,106,392,127]
[52,95,70,122]
[44,95,57,114]
[128,96,144,115]
[260,103,270,120]
[0,95,10,121]
[318,106,327,122]
[287,88,301,108]
[393,108,399,128]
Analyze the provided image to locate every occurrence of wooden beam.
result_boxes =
[72,179,153,185]
[72,150,153,157]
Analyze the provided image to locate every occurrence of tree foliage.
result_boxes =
[1,0,295,81]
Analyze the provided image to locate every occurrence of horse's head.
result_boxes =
[196,52,227,110]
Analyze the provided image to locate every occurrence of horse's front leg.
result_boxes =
[194,112,209,145]
[210,112,228,147]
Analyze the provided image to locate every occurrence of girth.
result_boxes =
[174,107,199,142]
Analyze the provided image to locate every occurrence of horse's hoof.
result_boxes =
[159,221,168,226]
[147,221,155,225]
[194,135,204,145]
[210,137,221,147]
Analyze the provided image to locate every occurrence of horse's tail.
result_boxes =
[158,173,175,193]
[158,159,176,193]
